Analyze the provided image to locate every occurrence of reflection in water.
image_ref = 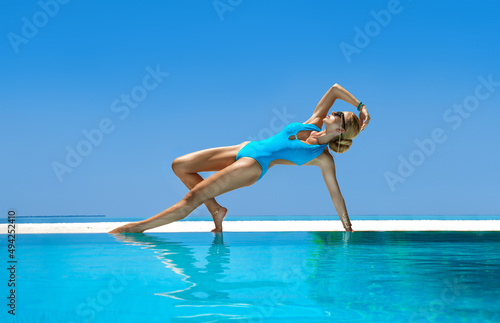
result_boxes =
[109,232,500,322]
[111,233,286,321]
[305,232,356,318]
[306,232,500,322]
[306,232,436,320]
[113,233,234,301]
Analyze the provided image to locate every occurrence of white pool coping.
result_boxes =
[2,220,500,234]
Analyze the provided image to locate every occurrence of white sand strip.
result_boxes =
[2,220,500,234]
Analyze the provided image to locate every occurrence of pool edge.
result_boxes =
[2,220,500,234]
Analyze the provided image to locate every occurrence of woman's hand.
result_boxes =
[108,222,145,234]
[359,105,371,132]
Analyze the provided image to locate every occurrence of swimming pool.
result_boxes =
[2,231,499,322]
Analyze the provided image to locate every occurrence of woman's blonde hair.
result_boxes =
[328,112,361,153]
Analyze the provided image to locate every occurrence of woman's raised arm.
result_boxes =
[311,83,371,131]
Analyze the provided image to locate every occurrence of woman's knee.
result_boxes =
[184,188,207,207]
[184,177,227,205]
[172,156,189,175]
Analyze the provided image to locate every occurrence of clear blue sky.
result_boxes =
[1,0,499,218]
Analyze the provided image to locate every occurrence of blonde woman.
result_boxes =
[109,84,370,234]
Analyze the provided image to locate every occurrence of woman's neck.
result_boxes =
[314,130,340,145]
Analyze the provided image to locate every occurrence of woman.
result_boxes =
[109,83,371,234]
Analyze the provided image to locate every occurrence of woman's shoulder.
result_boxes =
[284,122,318,132]
[301,122,323,132]
[301,117,323,130]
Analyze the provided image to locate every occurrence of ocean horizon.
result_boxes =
[3,214,500,223]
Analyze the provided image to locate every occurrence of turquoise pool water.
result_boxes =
[2,232,499,322]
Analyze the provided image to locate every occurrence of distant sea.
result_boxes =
[4,214,500,223]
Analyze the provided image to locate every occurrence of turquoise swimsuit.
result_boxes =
[236,123,328,181]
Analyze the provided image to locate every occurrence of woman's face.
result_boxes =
[323,111,346,134]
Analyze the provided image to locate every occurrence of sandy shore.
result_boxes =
[1,220,500,234]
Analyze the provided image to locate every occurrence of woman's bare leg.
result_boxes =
[171,142,249,232]
[108,157,261,234]
[173,171,227,232]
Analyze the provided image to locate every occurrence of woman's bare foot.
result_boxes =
[211,207,227,233]
[108,222,145,234]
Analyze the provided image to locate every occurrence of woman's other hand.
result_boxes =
[359,105,370,132]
